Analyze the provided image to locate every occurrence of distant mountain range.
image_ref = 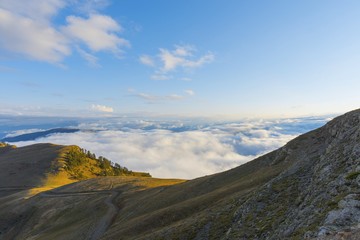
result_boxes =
[1,128,80,142]
[0,109,359,239]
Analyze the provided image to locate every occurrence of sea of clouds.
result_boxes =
[3,116,331,179]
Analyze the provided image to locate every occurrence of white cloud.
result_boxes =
[139,55,155,66]
[140,44,214,80]
[91,104,114,113]
[0,8,70,63]
[182,53,214,68]
[0,0,129,64]
[9,124,295,179]
[8,116,329,179]
[0,0,65,21]
[185,89,195,96]
[173,44,195,57]
[13,129,250,179]
[231,129,295,156]
[158,46,214,72]
[158,48,184,72]
[62,14,129,53]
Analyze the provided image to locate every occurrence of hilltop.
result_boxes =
[0,143,150,196]
[0,109,359,239]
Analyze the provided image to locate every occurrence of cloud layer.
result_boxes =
[20,129,249,179]
[8,117,329,179]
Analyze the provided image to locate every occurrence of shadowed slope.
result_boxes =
[0,143,70,189]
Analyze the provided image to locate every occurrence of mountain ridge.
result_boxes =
[0,109,359,239]
[0,143,151,197]
[225,109,360,239]
[1,128,80,142]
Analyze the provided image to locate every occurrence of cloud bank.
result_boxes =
[9,117,329,179]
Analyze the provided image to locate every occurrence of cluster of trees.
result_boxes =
[64,147,151,179]
[0,142,12,147]
[65,148,89,168]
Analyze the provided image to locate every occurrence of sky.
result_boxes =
[1,0,360,118]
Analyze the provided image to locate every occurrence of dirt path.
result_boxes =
[89,190,120,240]
[39,190,112,198]
[38,182,121,240]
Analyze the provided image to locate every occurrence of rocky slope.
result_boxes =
[0,109,359,240]
[226,109,360,239]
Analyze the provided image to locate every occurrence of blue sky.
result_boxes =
[1,0,360,118]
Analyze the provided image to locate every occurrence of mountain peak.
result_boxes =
[325,108,360,138]
[226,109,360,239]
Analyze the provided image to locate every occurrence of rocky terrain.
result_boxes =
[226,109,360,239]
[0,109,359,239]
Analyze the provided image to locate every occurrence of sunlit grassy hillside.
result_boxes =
[0,143,151,197]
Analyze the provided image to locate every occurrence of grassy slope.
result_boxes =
[0,143,74,189]
[103,148,293,240]
[0,141,290,240]
[0,177,185,240]
[1,109,359,240]
[0,143,150,197]
[0,143,185,239]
